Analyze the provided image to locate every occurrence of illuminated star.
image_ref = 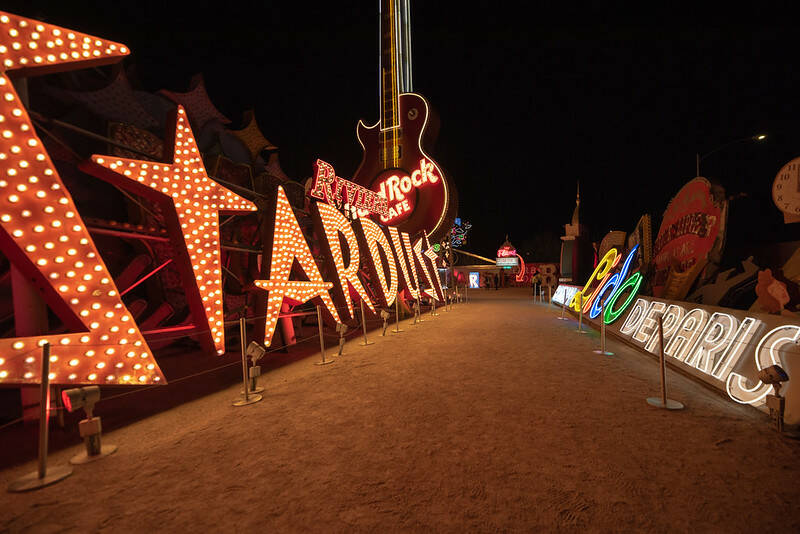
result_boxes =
[254,186,341,346]
[91,106,257,355]
[0,11,164,385]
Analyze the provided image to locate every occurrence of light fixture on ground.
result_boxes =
[62,386,117,464]
[381,309,390,336]
[244,341,266,394]
[336,322,348,355]
[233,317,263,406]
[759,364,790,434]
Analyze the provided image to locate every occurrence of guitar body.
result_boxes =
[354,92,457,241]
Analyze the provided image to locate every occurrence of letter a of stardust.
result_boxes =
[254,186,341,346]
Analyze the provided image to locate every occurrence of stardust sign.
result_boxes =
[0,11,445,388]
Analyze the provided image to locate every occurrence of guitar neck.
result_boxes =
[380,0,400,131]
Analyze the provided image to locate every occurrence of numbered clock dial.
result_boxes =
[772,157,800,222]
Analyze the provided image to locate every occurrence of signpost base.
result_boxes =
[70,444,117,465]
[646,397,684,410]
[592,349,614,356]
[233,394,263,406]
[8,465,72,493]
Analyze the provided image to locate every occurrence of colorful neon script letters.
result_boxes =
[569,245,642,324]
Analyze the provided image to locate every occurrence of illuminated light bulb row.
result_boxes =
[0,11,128,71]
[92,106,256,355]
[386,227,420,300]
[314,202,375,319]
[0,12,163,385]
[254,186,339,347]
[422,232,445,301]
[413,234,443,302]
[355,218,398,307]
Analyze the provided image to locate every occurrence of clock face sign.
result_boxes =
[772,157,800,223]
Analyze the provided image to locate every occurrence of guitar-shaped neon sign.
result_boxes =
[352,0,457,241]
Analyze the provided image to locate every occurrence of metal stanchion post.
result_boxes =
[577,295,587,333]
[8,343,73,492]
[234,317,262,405]
[359,300,374,346]
[647,316,684,410]
[548,286,552,307]
[593,298,614,356]
[415,294,423,323]
[392,296,404,333]
[558,298,568,320]
[314,305,334,365]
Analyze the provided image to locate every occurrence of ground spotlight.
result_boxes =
[336,322,348,355]
[62,386,117,464]
[380,309,390,336]
[758,365,792,435]
[245,341,266,394]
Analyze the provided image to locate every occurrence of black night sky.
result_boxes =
[7,2,800,260]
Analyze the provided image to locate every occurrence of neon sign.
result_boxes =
[309,159,387,218]
[611,296,799,423]
[90,107,257,355]
[0,11,164,385]
[0,11,446,388]
[254,187,340,346]
[374,157,440,225]
[566,245,642,324]
[554,243,799,422]
[469,272,480,289]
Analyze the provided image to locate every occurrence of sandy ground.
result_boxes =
[1,288,799,533]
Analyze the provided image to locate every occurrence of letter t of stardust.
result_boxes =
[91,106,257,355]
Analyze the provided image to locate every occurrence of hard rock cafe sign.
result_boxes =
[373,157,441,225]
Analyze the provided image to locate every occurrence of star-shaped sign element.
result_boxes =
[0,11,165,385]
[254,186,340,347]
[90,106,257,355]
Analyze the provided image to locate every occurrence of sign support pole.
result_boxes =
[392,295,404,333]
[314,305,334,365]
[593,298,614,356]
[647,316,684,410]
[359,300,374,346]
[577,295,587,333]
[8,343,73,492]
